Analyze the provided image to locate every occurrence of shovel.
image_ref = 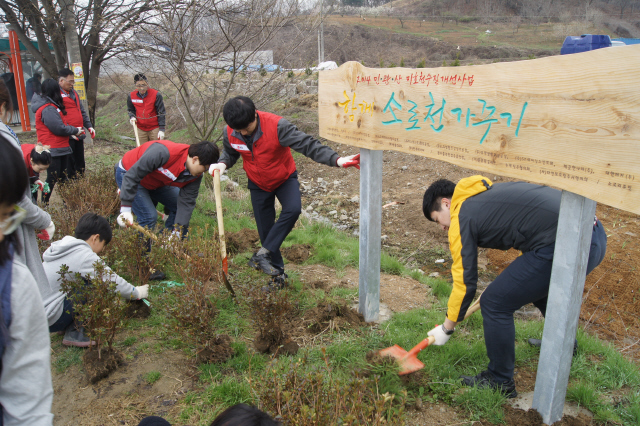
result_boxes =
[212,170,236,298]
[379,296,482,375]
[132,121,141,147]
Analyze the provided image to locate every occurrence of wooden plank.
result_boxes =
[319,46,640,214]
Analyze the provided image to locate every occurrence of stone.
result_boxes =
[306,205,313,211]
[340,215,348,220]
[402,166,408,170]
[349,196,360,203]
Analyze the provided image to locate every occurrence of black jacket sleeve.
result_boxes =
[176,175,203,227]
[218,127,241,169]
[119,143,171,207]
[277,118,340,166]
[127,95,136,119]
[156,93,166,131]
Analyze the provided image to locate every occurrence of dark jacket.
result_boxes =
[30,94,76,157]
[447,176,561,322]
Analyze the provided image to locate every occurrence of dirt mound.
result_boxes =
[83,347,124,383]
[226,228,260,254]
[196,335,235,364]
[124,299,151,319]
[254,328,299,356]
[281,244,312,263]
[478,406,591,426]
[308,280,328,290]
[307,303,366,333]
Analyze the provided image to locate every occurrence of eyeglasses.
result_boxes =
[0,205,26,235]
[136,84,148,88]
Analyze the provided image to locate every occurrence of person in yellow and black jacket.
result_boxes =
[422,175,607,398]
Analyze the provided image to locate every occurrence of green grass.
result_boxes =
[145,371,162,384]
[53,346,83,373]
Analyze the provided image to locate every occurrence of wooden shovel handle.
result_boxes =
[464,295,482,319]
[127,221,157,241]
[213,170,228,274]
[132,122,140,147]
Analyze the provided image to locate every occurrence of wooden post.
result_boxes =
[358,148,382,322]
[532,191,596,424]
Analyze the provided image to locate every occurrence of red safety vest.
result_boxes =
[130,88,159,131]
[60,89,84,127]
[35,104,71,150]
[121,140,194,190]
[226,111,296,192]
[21,144,36,177]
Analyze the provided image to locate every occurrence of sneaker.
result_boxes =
[62,325,95,348]
[149,269,166,281]
[262,273,289,292]
[528,338,578,357]
[248,252,279,276]
[460,370,518,398]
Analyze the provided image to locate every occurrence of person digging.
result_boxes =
[422,176,607,398]
[116,140,220,279]
[209,96,360,290]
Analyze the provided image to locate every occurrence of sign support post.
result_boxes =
[532,191,596,424]
[358,148,383,322]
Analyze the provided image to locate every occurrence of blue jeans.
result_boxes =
[249,172,302,272]
[114,165,179,231]
[481,221,607,382]
[49,297,75,333]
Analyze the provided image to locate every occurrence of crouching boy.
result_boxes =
[41,213,149,347]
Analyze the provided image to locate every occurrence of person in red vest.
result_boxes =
[115,139,219,253]
[21,143,52,204]
[58,68,95,178]
[31,79,85,204]
[209,96,360,290]
[127,74,166,143]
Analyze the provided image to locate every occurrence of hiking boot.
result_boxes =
[149,269,166,281]
[460,370,518,398]
[262,273,289,292]
[248,252,279,276]
[62,325,95,348]
[528,338,578,357]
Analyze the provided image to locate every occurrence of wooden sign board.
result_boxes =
[319,46,640,214]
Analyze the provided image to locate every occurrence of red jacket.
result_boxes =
[60,89,84,127]
[129,88,160,131]
[227,111,296,192]
[21,144,36,177]
[35,104,71,149]
[121,140,194,190]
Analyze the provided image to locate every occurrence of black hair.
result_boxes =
[210,404,280,426]
[33,73,42,80]
[41,78,66,115]
[0,136,28,265]
[223,96,256,130]
[30,144,52,166]
[422,179,456,221]
[134,73,148,83]
[0,79,13,118]
[57,68,74,79]
[188,141,220,166]
[74,213,113,244]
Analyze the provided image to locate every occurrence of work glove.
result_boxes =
[117,208,134,228]
[134,284,149,300]
[337,154,360,169]
[37,221,55,241]
[35,180,45,192]
[88,127,96,139]
[427,324,452,346]
[209,163,227,176]
[130,117,137,125]
[157,131,165,140]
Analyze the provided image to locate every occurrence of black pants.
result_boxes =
[249,172,302,272]
[68,137,85,178]
[44,154,72,204]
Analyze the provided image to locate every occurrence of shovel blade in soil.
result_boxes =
[379,344,426,375]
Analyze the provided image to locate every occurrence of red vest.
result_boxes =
[35,104,71,149]
[121,141,194,190]
[60,89,84,127]
[130,88,159,131]
[21,144,36,177]
[227,111,296,192]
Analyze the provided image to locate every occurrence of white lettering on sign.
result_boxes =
[231,143,250,152]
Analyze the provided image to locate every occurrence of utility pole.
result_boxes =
[318,0,325,65]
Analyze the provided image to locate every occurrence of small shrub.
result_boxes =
[451,58,460,66]
[305,66,312,75]
[287,70,294,78]
[145,371,162,384]
[442,60,447,67]
[259,64,267,77]
[417,58,426,68]
[528,54,536,60]
[400,58,405,67]
[379,59,384,67]
[389,62,396,68]
[218,69,226,75]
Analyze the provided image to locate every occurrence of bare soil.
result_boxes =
[195,335,235,364]
[125,299,152,319]
[83,347,125,384]
[225,228,260,255]
[281,243,312,263]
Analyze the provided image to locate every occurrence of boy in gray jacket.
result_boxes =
[42,213,149,347]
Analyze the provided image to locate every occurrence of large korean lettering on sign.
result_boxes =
[318,46,640,214]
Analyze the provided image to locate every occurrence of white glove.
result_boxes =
[427,324,453,346]
[157,131,165,140]
[76,127,85,135]
[130,117,137,125]
[37,221,55,241]
[209,163,227,176]
[35,180,45,191]
[117,208,134,228]
[88,127,96,139]
[135,284,149,300]
[337,153,360,169]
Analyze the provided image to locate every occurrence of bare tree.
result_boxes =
[0,0,156,122]
[128,0,317,142]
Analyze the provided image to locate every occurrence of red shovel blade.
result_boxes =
[378,336,434,375]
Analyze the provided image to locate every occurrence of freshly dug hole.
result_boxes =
[196,335,235,364]
[307,303,366,333]
[281,244,312,263]
[226,228,260,254]
[254,328,299,356]
[83,347,124,383]
[124,299,151,319]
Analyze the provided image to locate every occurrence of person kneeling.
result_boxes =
[42,213,148,347]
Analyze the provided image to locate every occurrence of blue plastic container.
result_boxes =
[561,34,612,55]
